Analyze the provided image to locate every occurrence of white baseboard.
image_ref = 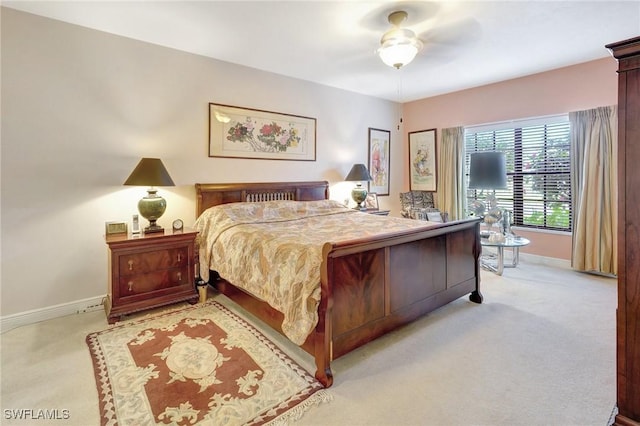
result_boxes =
[0,254,574,334]
[1,295,106,334]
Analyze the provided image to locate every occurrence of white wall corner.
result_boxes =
[0,295,106,334]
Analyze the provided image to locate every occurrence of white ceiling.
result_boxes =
[4,1,639,102]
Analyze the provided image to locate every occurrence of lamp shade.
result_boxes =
[468,152,507,189]
[345,164,373,182]
[124,158,175,187]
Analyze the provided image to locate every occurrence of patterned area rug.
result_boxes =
[86,301,331,425]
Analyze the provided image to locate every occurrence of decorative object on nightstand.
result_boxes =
[172,218,184,233]
[364,192,379,210]
[131,214,140,235]
[105,221,128,236]
[468,151,507,233]
[359,192,389,215]
[104,229,199,323]
[345,163,373,209]
[124,158,175,234]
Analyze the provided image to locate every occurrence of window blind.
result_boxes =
[464,115,572,232]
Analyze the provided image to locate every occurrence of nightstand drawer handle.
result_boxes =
[177,253,182,263]
[128,281,134,292]
[177,272,182,282]
[128,260,133,271]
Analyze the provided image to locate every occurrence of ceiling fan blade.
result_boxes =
[418,16,483,47]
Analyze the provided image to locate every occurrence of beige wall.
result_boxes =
[402,58,619,260]
[1,9,403,316]
[1,8,619,318]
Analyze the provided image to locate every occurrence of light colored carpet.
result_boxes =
[1,258,616,425]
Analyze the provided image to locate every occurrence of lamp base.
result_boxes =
[138,188,167,235]
[351,184,368,209]
[144,223,164,234]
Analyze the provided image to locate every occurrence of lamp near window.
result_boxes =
[345,163,373,209]
[468,152,507,191]
[124,158,175,234]
[468,152,507,232]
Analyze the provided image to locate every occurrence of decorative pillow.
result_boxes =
[408,207,442,221]
[399,191,436,218]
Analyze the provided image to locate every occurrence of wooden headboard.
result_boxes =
[195,181,330,216]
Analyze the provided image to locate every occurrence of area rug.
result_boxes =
[86,300,331,425]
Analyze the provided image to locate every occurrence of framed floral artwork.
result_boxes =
[209,103,316,161]
[408,128,437,191]
[368,128,390,196]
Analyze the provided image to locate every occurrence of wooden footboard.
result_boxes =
[195,182,482,387]
[314,218,482,386]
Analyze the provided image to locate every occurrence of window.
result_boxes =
[465,115,572,232]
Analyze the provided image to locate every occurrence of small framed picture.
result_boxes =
[427,211,443,222]
[105,221,128,236]
[364,192,379,210]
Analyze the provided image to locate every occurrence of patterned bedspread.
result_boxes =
[194,199,437,345]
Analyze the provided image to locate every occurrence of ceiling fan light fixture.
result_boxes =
[377,13,423,69]
[378,38,421,69]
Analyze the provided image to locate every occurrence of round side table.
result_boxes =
[480,234,530,275]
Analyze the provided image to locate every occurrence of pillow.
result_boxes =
[399,191,436,217]
[408,207,442,221]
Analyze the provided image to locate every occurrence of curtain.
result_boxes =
[570,106,617,275]
[438,127,465,220]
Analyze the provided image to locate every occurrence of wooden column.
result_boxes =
[606,36,640,426]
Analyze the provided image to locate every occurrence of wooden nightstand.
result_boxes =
[105,228,199,324]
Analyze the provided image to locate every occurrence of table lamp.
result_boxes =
[124,158,175,234]
[345,163,373,209]
[468,151,507,231]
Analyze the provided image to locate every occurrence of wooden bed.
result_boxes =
[195,181,483,387]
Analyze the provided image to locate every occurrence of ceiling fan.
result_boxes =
[377,10,423,69]
[369,3,482,71]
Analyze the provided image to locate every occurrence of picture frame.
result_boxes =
[105,221,128,236]
[364,192,379,210]
[368,128,390,196]
[209,103,316,161]
[408,128,437,192]
[427,211,444,222]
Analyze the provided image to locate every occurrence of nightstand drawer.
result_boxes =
[118,266,190,296]
[119,247,189,275]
